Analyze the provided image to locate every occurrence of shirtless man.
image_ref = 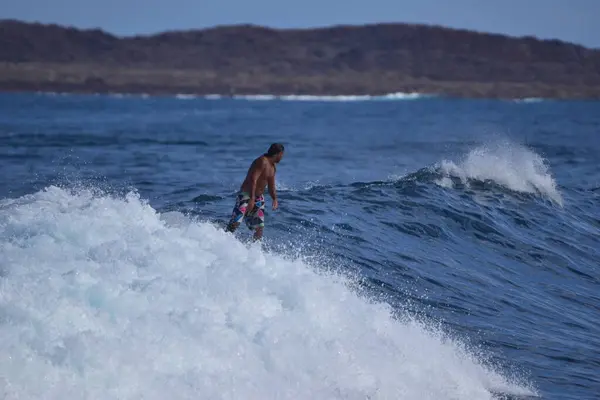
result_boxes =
[225,143,285,241]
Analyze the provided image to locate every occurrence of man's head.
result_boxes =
[265,143,285,163]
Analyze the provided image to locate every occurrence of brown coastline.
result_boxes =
[1,20,600,99]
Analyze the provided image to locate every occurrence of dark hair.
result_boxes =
[265,143,285,157]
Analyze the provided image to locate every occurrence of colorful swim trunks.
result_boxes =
[228,191,265,230]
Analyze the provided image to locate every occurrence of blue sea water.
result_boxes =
[0,92,599,400]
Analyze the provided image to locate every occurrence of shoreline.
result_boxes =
[2,86,598,101]
[3,89,434,100]
[0,89,574,104]
[1,80,599,101]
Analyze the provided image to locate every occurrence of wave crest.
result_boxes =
[434,141,563,206]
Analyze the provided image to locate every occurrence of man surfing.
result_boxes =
[225,143,285,241]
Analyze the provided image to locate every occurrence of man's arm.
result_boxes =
[268,173,278,210]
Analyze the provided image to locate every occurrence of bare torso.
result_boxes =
[240,155,275,197]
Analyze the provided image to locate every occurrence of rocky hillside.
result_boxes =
[1,19,599,98]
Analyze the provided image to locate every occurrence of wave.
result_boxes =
[0,186,536,399]
[175,94,197,100]
[433,141,563,206]
[511,98,545,103]
[276,142,563,208]
[108,93,150,99]
[30,91,432,102]
[204,92,433,102]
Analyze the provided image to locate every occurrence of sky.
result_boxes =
[2,0,599,48]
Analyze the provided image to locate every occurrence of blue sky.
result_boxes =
[2,0,599,48]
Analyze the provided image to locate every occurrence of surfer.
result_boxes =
[225,143,285,241]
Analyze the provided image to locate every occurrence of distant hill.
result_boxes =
[1,19,600,98]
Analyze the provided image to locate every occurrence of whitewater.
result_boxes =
[0,186,531,399]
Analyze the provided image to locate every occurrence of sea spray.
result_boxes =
[435,140,563,206]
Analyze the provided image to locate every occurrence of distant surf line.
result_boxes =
[31,91,436,102]
[200,92,435,101]
[30,91,552,103]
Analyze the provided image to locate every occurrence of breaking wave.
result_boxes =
[204,92,433,102]
[433,141,563,206]
[0,186,535,399]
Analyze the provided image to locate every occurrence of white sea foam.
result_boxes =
[203,92,433,102]
[435,140,563,206]
[32,92,430,102]
[175,94,198,100]
[106,93,149,99]
[512,97,545,103]
[0,186,536,399]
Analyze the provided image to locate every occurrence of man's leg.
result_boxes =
[226,221,240,232]
[225,193,248,233]
[253,226,263,241]
[247,195,265,241]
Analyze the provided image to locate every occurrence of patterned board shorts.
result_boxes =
[228,191,265,230]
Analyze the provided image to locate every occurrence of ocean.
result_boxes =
[0,92,598,400]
